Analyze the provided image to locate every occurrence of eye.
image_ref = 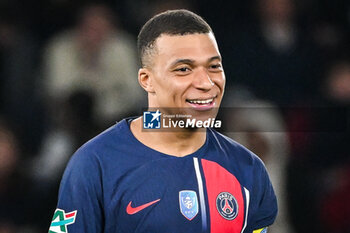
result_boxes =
[209,63,222,71]
[173,66,192,75]
[175,67,191,72]
[209,63,223,73]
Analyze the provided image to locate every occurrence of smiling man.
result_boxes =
[49,10,277,233]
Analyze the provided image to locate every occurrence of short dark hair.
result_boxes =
[137,9,212,67]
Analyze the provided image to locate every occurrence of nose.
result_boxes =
[193,67,214,91]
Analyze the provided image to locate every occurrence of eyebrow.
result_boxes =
[170,59,195,67]
[170,56,222,67]
[208,55,222,62]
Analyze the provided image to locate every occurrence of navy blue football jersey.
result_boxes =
[49,118,277,233]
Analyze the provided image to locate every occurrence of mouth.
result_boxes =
[186,96,216,110]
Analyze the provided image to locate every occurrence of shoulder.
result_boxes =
[79,122,124,152]
[208,128,265,168]
[206,128,270,191]
[208,128,247,152]
[59,119,136,193]
[64,120,130,173]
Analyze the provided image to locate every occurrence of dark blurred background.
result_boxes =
[0,0,349,232]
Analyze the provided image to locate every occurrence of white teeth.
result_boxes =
[188,98,214,104]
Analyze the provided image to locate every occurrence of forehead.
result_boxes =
[153,33,221,64]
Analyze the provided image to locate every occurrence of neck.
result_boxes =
[130,117,206,157]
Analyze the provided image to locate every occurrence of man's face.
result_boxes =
[146,32,225,119]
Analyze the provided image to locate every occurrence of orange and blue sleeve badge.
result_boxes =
[253,227,268,233]
[49,208,77,233]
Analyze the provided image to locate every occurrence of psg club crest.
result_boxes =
[179,190,199,220]
[143,110,161,129]
[216,192,239,220]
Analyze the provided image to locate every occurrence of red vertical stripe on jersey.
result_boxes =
[201,159,245,233]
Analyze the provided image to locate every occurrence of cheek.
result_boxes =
[220,73,226,85]
[214,74,226,91]
[153,79,177,103]
[157,77,189,94]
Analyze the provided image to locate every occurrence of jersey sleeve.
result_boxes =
[248,158,278,232]
[49,147,104,232]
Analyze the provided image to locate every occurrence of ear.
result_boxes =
[138,68,155,93]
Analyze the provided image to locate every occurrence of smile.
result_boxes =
[186,96,216,110]
[186,98,214,104]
